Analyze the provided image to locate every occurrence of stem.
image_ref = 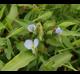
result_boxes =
[35,48,39,70]
[36,54,39,70]
[64,64,78,71]
[58,48,72,53]
[32,47,39,70]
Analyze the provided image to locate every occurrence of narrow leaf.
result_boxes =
[61,31,80,36]
[33,11,53,22]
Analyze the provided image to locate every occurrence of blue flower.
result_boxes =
[24,38,39,50]
[24,39,33,50]
[27,24,36,32]
[55,27,63,34]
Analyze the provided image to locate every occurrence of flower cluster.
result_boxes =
[24,24,63,54]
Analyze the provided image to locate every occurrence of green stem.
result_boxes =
[34,48,39,70]
[36,54,39,70]
[64,64,78,71]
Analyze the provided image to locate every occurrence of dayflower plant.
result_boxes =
[27,24,36,33]
[55,27,63,35]
[24,38,39,55]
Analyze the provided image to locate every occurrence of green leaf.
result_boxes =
[0,60,4,70]
[6,4,18,22]
[46,37,62,47]
[72,39,80,46]
[24,8,40,21]
[0,22,5,31]
[14,19,30,27]
[6,4,18,30]
[1,51,35,71]
[6,27,24,38]
[0,5,6,19]
[39,52,72,71]
[0,37,6,47]
[43,20,56,31]
[62,36,72,48]
[59,21,77,28]
[33,11,53,22]
[4,38,13,60]
[61,31,80,36]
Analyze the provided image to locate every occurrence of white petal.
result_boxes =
[27,24,36,32]
[24,39,33,50]
[34,38,39,48]
[55,27,63,34]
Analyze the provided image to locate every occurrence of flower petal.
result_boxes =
[55,27,63,34]
[24,39,33,50]
[34,38,39,48]
[27,24,36,32]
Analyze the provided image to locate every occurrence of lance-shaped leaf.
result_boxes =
[39,52,72,71]
[6,27,24,38]
[14,19,30,27]
[0,5,6,19]
[59,21,77,28]
[61,36,73,48]
[43,20,56,31]
[61,31,80,36]
[6,4,18,30]
[1,51,35,71]
[4,38,13,60]
[33,11,53,22]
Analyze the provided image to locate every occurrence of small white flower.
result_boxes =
[24,38,39,50]
[27,24,36,32]
[55,27,63,34]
